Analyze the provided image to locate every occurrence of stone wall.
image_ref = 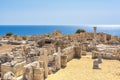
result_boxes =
[63,46,81,62]
[92,51,120,60]
[33,68,44,80]
[63,46,75,62]
[1,61,26,78]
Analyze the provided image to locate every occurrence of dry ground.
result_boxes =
[0,44,18,53]
[46,55,120,80]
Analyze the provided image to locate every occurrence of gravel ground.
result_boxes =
[46,55,120,80]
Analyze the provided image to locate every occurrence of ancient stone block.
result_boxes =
[61,55,67,68]
[48,67,53,74]
[33,68,44,80]
[43,49,48,78]
[93,60,99,69]
[74,47,81,58]
[98,54,102,64]
[1,61,26,78]
[23,66,34,80]
[81,51,87,56]
[3,71,16,80]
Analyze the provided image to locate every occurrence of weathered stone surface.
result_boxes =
[93,60,99,69]
[74,46,81,58]
[1,61,26,78]
[61,55,67,68]
[43,48,48,78]
[3,71,16,80]
[23,66,34,80]
[33,68,44,80]
[81,51,87,56]
[98,54,102,64]
[63,46,75,62]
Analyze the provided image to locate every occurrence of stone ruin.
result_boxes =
[0,27,120,79]
[93,59,99,69]
[0,44,82,80]
[92,49,120,60]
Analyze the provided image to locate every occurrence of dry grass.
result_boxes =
[46,55,120,80]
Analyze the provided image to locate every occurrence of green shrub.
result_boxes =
[75,29,86,34]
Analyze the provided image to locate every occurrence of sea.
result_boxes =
[0,25,120,36]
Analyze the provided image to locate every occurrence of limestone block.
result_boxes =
[74,47,81,58]
[43,49,48,78]
[1,61,26,78]
[81,51,87,56]
[104,53,112,59]
[33,68,44,80]
[93,60,99,69]
[43,61,48,78]
[57,55,61,70]
[111,55,118,60]
[98,54,102,64]
[14,61,26,77]
[48,67,53,74]
[23,66,34,80]
[92,51,98,59]
[3,71,16,80]
[39,55,45,61]
[61,55,67,68]
[39,61,44,68]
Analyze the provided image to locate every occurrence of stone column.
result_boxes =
[104,34,107,43]
[93,26,97,45]
[43,48,48,78]
[57,47,61,69]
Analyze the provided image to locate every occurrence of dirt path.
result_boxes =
[46,55,120,80]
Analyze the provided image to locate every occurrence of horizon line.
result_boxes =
[0,24,120,28]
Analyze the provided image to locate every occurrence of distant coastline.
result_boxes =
[0,25,120,36]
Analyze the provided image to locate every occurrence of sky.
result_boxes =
[0,0,120,26]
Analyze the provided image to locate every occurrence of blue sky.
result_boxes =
[0,0,120,25]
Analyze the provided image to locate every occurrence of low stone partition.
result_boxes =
[63,46,81,62]
[1,61,26,79]
[103,53,120,60]
[102,53,112,59]
[23,61,44,80]
[92,51,120,60]
[0,46,82,80]
[63,46,75,62]
[92,51,98,59]
[2,71,16,80]
[81,51,87,56]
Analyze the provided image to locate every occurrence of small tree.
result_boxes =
[75,29,86,34]
[6,32,13,36]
